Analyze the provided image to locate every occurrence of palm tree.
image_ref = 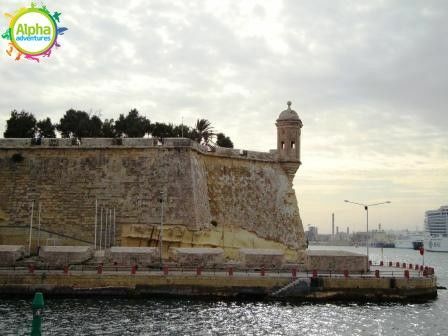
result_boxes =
[194,119,214,144]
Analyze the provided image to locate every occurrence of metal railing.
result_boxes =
[0,263,435,279]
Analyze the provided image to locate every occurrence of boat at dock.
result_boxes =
[394,232,424,250]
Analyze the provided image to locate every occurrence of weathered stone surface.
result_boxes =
[105,246,157,265]
[202,153,304,251]
[0,245,25,265]
[39,246,93,266]
[170,247,224,266]
[305,250,368,272]
[239,248,285,268]
[0,137,305,262]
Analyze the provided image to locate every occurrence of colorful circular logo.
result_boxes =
[10,8,57,55]
[2,3,67,62]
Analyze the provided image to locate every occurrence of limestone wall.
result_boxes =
[0,245,25,265]
[202,152,304,250]
[105,246,157,266]
[0,140,305,262]
[39,246,93,266]
[0,147,206,246]
[170,247,224,266]
[239,249,285,268]
[305,250,368,272]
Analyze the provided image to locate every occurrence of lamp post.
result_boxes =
[159,191,165,265]
[344,200,391,270]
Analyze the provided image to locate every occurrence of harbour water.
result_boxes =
[1,246,447,336]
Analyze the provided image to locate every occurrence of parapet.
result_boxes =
[105,246,157,266]
[0,137,277,162]
[39,245,93,266]
[0,245,25,266]
[239,248,285,268]
[170,247,224,266]
[0,137,192,148]
[305,250,368,272]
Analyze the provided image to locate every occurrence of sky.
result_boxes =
[1,0,447,234]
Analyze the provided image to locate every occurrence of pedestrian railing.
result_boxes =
[0,262,435,279]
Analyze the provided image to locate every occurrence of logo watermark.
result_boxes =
[1,2,68,62]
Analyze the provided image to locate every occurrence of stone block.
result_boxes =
[79,138,113,147]
[39,246,93,266]
[170,248,224,266]
[305,250,367,272]
[239,248,285,268]
[0,245,25,266]
[105,246,157,266]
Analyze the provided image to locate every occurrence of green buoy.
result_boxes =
[31,292,44,336]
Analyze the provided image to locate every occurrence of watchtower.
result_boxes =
[276,101,303,181]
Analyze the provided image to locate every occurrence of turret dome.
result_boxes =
[277,101,300,121]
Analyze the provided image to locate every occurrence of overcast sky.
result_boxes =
[1,0,447,234]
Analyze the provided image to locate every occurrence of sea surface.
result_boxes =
[1,246,447,336]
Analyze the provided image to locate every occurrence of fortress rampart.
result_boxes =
[0,138,305,262]
[0,103,306,263]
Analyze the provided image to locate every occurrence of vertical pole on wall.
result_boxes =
[37,202,41,248]
[366,206,369,271]
[113,207,116,246]
[99,207,103,251]
[28,201,34,255]
[94,199,97,250]
[105,208,108,249]
[159,191,164,265]
[107,208,111,248]
[109,209,112,248]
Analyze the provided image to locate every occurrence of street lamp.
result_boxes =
[344,200,391,270]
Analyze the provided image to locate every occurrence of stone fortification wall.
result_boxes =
[201,152,304,249]
[105,246,157,266]
[0,138,276,162]
[0,144,207,247]
[305,250,368,272]
[0,138,305,261]
[0,245,25,265]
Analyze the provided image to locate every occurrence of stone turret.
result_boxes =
[276,101,303,181]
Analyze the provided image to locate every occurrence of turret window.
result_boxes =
[281,141,285,150]
[291,141,295,149]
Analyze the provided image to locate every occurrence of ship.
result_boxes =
[424,205,448,252]
[394,232,424,250]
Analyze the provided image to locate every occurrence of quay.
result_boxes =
[0,263,437,302]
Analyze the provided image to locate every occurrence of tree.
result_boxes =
[88,115,103,137]
[150,122,175,138]
[173,124,192,138]
[57,109,103,139]
[4,110,36,138]
[193,119,214,144]
[36,118,56,138]
[115,109,151,137]
[101,119,117,137]
[216,132,233,148]
[57,109,90,138]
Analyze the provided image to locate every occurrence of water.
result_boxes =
[1,247,447,335]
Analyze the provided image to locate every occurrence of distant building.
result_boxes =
[306,226,319,241]
[352,230,395,247]
[425,205,448,235]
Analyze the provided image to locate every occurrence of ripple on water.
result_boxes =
[1,247,448,335]
[1,296,448,336]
